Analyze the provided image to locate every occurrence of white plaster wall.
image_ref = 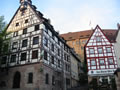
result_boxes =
[114,30,120,67]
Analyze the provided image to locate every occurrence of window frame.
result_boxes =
[99,58,105,65]
[33,36,39,45]
[10,54,16,63]
[32,50,38,59]
[28,72,33,84]
[22,39,28,47]
[21,52,27,61]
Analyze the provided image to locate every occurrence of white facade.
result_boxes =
[114,29,120,67]
[85,25,117,76]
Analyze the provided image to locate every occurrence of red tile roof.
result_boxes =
[60,29,118,43]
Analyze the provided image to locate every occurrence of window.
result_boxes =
[64,53,66,60]
[58,49,60,56]
[32,50,38,59]
[108,58,114,65]
[28,73,33,83]
[44,51,47,60]
[98,47,103,54]
[106,47,112,53]
[25,19,28,23]
[21,52,27,61]
[96,36,102,42]
[52,76,55,85]
[11,54,16,63]
[51,56,54,64]
[22,39,28,47]
[58,60,60,67]
[23,28,27,34]
[91,59,96,66]
[99,58,105,65]
[16,23,19,26]
[66,78,70,85]
[51,44,54,52]
[89,48,94,54]
[45,73,49,84]
[44,37,48,47]
[13,31,18,37]
[34,24,39,31]
[1,56,7,64]
[33,36,39,45]
[12,42,18,50]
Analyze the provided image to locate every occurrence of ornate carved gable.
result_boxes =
[7,4,41,32]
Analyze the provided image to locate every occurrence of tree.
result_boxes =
[0,16,11,67]
[0,16,10,54]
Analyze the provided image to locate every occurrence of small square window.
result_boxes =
[99,58,105,65]
[106,47,112,53]
[25,19,28,23]
[108,58,114,65]
[21,52,27,61]
[33,36,39,45]
[98,47,103,54]
[10,54,16,63]
[16,23,19,26]
[22,39,28,47]
[89,48,94,54]
[12,42,18,50]
[34,24,39,31]
[96,36,102,42]
[23,28,27,34]
[32,50,38,59]
[13,31,18,37]
[91,59,96,66]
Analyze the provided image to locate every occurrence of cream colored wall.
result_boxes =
[67,38,88,62]
[70,55,79,81]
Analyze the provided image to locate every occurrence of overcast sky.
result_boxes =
[0,0,120,34]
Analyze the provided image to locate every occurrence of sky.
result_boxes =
[0,0,120,34]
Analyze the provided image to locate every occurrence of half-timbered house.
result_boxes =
[0,0,71,90]
[85,25,117,85]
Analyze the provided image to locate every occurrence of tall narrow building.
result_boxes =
[0,0,71,90]
[85,25,117,85]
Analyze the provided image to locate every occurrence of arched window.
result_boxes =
[13,71,21,88]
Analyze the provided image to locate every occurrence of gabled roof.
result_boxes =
[60,28,118,43]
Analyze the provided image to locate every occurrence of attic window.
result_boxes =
[96,36,102,42]
[25,19,28,23]
[16,23,19,27]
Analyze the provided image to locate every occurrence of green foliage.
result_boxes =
[0,16,11,54]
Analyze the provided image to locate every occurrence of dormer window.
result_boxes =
[96,36,102,42]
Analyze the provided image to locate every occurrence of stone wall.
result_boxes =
[0,62,63,90]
